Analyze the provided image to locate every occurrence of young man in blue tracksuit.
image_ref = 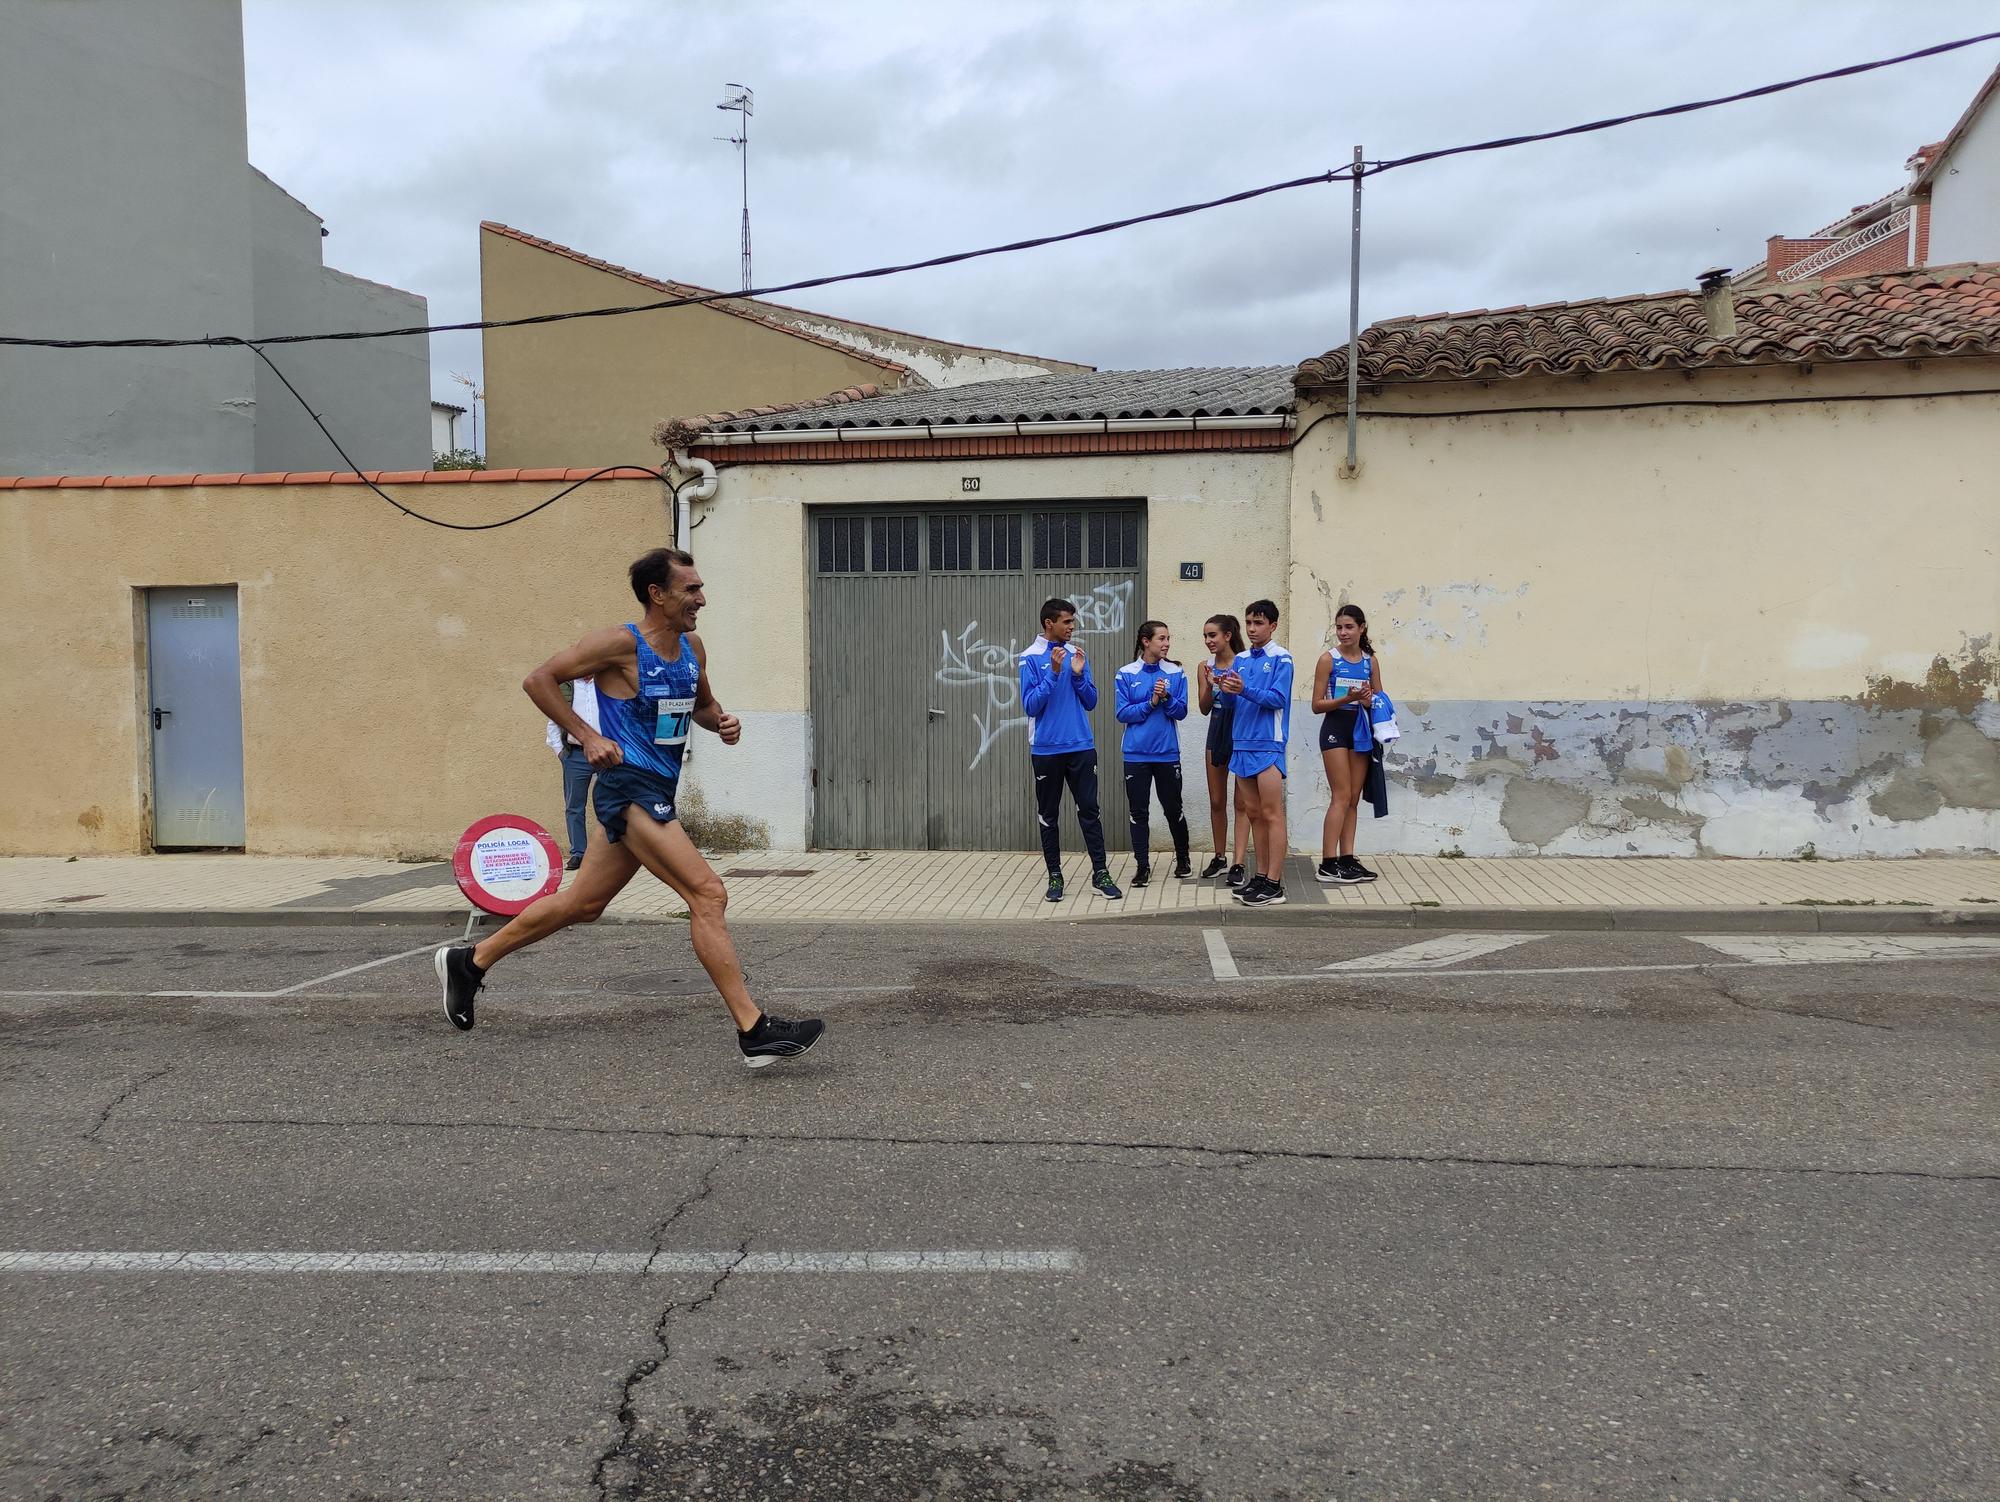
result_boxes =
[1114,620,1193,887]
[1216,597,1292,906]
[1019,597,1122,903]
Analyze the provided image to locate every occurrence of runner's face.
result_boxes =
[654,564,705,629]
[1335,615,1359,648]
[1245,613,1273,647]
[1202,623,1224,656]
[1144,628,1170,663]
[1045,612,1077,644]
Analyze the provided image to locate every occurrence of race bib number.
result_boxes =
[653,694,695,747]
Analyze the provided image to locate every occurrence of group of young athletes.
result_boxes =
[1020,593,1386,910]
[432,547,1388,1070]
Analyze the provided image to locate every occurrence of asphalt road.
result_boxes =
[2,920,1995,1501]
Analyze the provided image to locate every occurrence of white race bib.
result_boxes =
[653,694,695,747]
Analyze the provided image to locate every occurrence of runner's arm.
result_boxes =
[1241,657,1292,710]
[1113,672,1150,725]
[1309,652,1340,714]
[1020,655,1053,718]
[1076,654,1099,711]
[1196,661,1215,715]
[524,628,632,749]
[1167,670,1189,722]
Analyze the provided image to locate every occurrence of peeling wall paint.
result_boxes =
[1281,695,2000,858]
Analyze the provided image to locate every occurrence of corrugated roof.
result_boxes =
[1295,264,2000,387]
[698,367,1295,433]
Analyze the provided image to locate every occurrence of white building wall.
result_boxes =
[1927,99,2000,265]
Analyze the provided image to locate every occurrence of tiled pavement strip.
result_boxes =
[1,852,1996,927]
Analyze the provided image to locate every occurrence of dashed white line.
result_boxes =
[1202,929,1240,981]
[0,1249,1081,1275]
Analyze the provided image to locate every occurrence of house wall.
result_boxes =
[431,407,462,456]
[744,305,1091,387]
[1288,359,2000,858]
[676,448,1295,849]
[480,229,905,470]
[1928,101,2000,264]
[0,0,258,475]
[0,476,668,856]
[249,171,431,472]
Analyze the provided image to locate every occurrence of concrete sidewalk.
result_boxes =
[2,850,1996,931]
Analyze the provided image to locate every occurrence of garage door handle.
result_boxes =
[927,708,947,720]
[152,707,172,730]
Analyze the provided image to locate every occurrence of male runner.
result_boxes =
[1018,598,1122,903]
[433,547,823,1067]
[1217,598,1292,906]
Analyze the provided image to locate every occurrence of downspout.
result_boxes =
[670,448,718,547]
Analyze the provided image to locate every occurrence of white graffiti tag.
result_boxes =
[931,580,1138,770]
[936,624,1027,769]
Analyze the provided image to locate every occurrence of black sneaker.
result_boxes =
[1091,870,1124,900]
[1173,857,1193,879]
[1199,855,1228,879]
[1316,858,1343,884]
[1251,880,1288,907]
[738,1012,824,1069]
[1343,856,1378,883]
[1044,873,1065,903]
[1231,874,1268,905]
[1327,858,1366,885]
[1130,866,1151,888]
[1225,863,1246,888]
[434,944,484,1031]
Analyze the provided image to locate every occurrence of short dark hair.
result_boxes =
[630,547,695,606]
[1040,597,1077,627]
[1245,598,1279,624]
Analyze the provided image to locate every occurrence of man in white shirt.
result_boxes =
[545,678,600,870]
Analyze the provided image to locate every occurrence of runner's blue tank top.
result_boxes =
[596,625,699,782]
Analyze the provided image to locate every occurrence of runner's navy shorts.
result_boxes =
[1228,750,1285,780]
[593,764,680,844]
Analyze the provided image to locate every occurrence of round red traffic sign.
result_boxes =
[452,814,562,916]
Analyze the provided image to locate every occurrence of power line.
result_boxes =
[5,29,1994,354]
[242,340,660,531]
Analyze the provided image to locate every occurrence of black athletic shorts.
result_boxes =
[1206,712,1233,769]
[593,764,680,844]
[1319,706,1363,753]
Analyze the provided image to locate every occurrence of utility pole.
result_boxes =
[1344,144,1363,476]
[716,85,754,292]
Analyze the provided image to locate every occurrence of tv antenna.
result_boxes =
[715,84,754,291]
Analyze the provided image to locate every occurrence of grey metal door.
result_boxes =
[811,504,1144,850]
[146,587,245,848]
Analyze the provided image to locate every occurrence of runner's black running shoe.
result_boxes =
[1316,858,1343,884]
[738,1012,825,1068]
[434,944,484,1031]
[1092,870,1124,900]
[1045,873,1065,903]
[1130,866,1151,888]
[1341,856,1378,883]
[1199,855,1228,879]
[1225,863,1246,888]
[1231,874,1267,905]
[1173,857,1193,879]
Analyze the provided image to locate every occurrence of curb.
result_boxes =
[3,905,1996,935]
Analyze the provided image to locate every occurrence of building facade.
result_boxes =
[0,0,431,476]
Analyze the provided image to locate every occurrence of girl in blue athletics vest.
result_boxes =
[1311,603,1384,885]
[1195,614,1254,885]
[1114,620,1192,887]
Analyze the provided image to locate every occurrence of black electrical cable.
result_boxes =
[242,340,661,531]
[4,28,1993,354]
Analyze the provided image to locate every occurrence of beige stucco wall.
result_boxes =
[0,477,668,856]
[1286,358,2000,856]
[676,446,1295,846]
[480,229,905,470]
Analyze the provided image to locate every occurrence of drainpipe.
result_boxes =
[670,448,717,547]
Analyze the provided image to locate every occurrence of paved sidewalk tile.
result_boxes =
[1,851,1996,924]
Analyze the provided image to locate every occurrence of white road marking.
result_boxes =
[269,943,442,995]
[1202,929,1240,980]
[1319,933,1548,971]
[0,1249,1080,1275]
[1686,934,2000,965]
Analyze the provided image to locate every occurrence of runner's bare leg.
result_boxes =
[471,839,641,970]
[616,811,761,1031]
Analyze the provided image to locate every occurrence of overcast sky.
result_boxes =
[241,1,1998,415]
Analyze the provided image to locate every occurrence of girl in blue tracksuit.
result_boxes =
[1311,603,1384,885]
[1114,621,1192,886]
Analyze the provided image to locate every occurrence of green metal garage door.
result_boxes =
[810,503,1146,850]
